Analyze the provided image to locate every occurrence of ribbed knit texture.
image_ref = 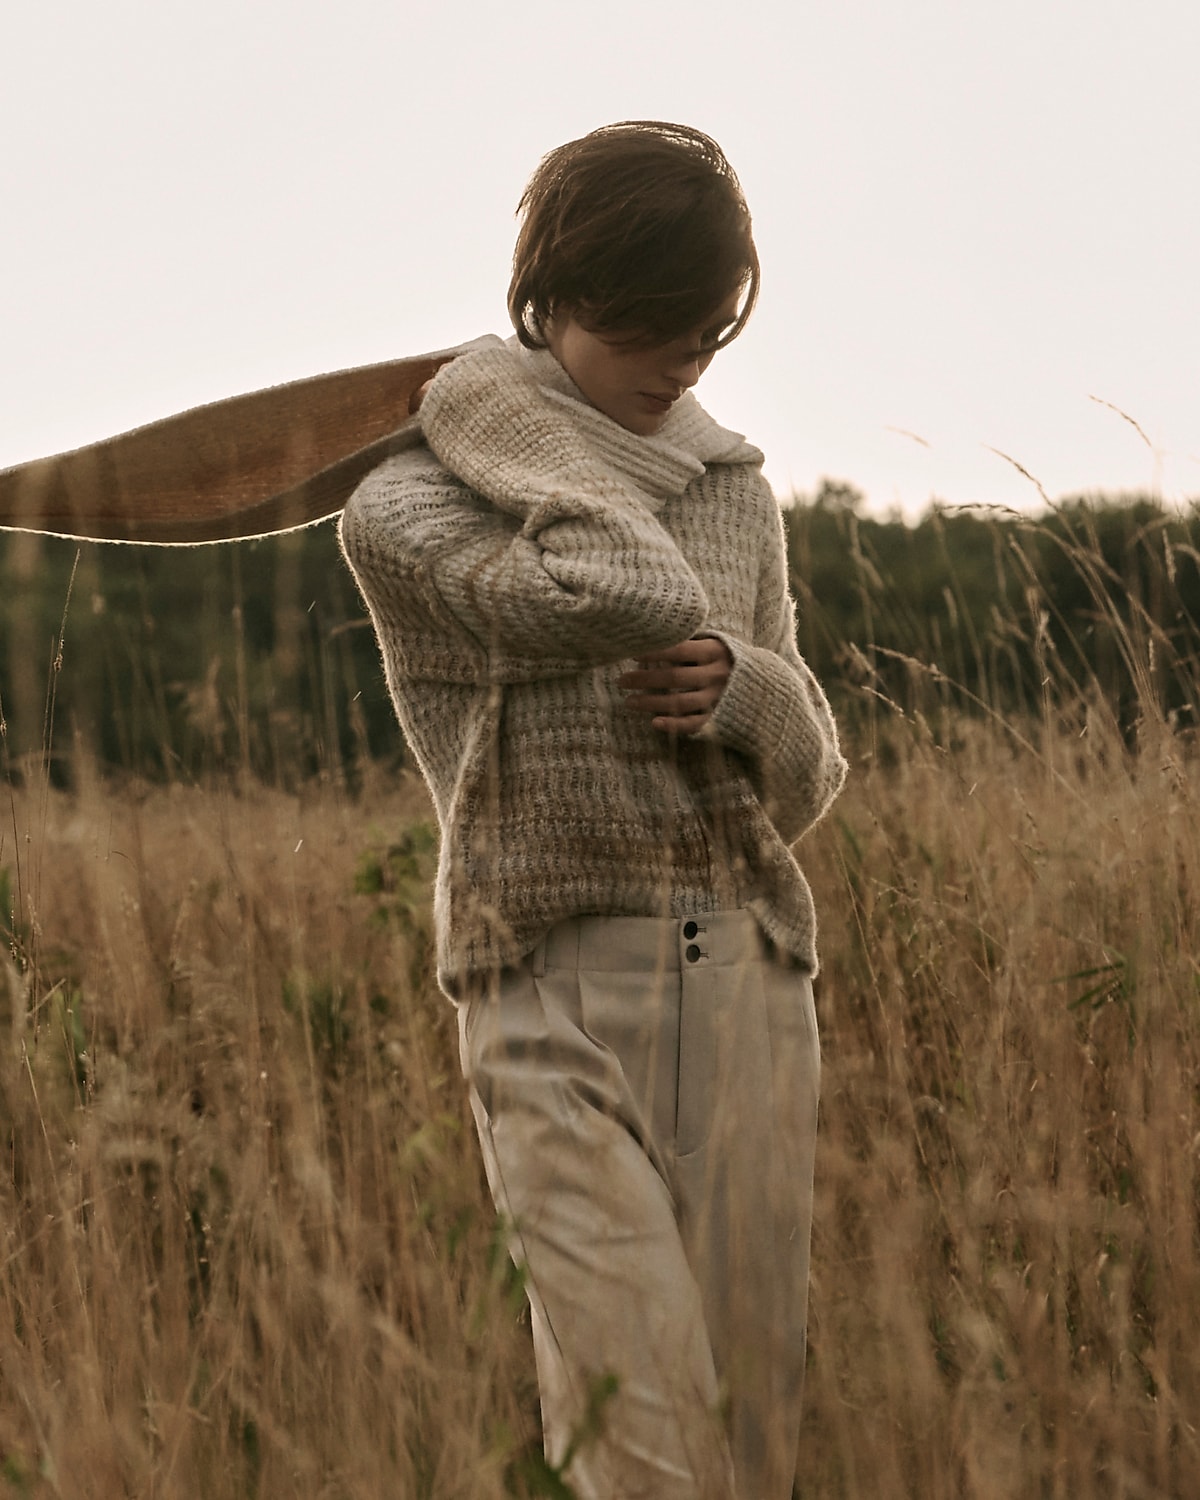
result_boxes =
[339,338,847,992]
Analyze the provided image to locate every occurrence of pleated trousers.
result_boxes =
[457,911,821,1500]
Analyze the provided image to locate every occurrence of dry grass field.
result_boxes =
[2,533,1199,1496]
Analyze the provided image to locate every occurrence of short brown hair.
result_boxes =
[508,121,759,351]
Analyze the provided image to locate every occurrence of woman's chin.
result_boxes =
[617,407,670,437]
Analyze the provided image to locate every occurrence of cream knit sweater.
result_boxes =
[339,338,847,992]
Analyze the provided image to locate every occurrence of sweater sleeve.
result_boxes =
[339,348,708,683]
[699,497,848,844]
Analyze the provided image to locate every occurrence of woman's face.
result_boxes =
[545,289,742,436]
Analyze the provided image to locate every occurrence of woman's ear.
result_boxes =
[541,312,560,358]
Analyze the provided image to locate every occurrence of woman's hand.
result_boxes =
[618,636,733,735]
[408,376,435,415]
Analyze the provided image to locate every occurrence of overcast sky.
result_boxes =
[2,1,1196,517]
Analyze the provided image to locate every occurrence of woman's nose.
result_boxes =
[664,353,703,390]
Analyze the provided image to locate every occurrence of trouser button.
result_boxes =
[683,920,698,939]
[685,944,702,963]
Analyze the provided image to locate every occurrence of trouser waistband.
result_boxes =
[531,910,764,975]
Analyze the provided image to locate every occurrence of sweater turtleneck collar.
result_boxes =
[508,338,763,504]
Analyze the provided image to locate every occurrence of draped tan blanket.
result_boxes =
[0,346,468,544]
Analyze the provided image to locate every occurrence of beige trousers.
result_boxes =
[458,911,820,1500]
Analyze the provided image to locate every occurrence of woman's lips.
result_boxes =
[639,392,677,413]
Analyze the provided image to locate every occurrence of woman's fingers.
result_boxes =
[619,665,723,693]
[618,636,732,734]
[621,684,721,714]
[618,637,730,688]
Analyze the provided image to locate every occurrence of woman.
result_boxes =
[340,120,847,1499]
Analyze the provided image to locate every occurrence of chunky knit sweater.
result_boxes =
[339,337,847,992]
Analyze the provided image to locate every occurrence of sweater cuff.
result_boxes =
[696,630,810,767]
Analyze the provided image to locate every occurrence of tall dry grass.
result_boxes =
[2,512,1199,1497]
[1,768,538,1498]
[803,704,1199,1498]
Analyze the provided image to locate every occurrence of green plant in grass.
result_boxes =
[355,821,438,930]
[282,970,352,1071]
[504,1372,619,1499]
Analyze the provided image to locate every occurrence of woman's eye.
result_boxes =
[698,329,731,354]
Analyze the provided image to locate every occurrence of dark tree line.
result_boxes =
[0,525,396,786]
[2,484,1198,785]
[786,483,1200,737]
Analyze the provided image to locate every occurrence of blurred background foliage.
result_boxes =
[0,523,397,785]
[2,485,1199,784]
[789,484,1200,738]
